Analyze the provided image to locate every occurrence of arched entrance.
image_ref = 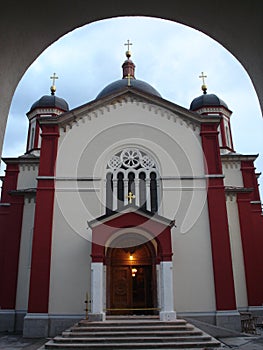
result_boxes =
[106,237,157,315]
[88,206,176,321]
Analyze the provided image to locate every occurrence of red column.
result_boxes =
[28,124,59,313]
[201,123,236,310]
[0,163,24,309]
[238,160,263,306]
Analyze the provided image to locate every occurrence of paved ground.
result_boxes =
[0,328,262,349]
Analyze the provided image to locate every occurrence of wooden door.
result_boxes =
[110,266,132,313]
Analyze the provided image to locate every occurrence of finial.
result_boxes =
[199,72,207,94]
[124,39,133,59]
[50,73,58,95]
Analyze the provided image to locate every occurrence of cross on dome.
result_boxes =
[124,39,133,59]
[50,72,58,95]
[199,71,207,94]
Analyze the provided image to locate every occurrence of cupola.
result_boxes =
[96,40,161,99]
[190,72,234,153]
[26,73,69,154]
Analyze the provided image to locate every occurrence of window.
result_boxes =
[106,148,159,214]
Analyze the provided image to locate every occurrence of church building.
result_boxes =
[0,44,263,338]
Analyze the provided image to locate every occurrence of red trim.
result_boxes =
[0,163,19,203]
[26,124,31,151]
[228,120,234,150]
[219,117,227,147]
[91,212,173,263]
[0,163,24,309]
[34,122,40,149]
[237,193,263,305]
[241,160,260,201]
[238,160,263,306]
[201,123,236,310]
[28,124,59,313]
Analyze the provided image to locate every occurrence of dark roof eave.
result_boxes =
[46,88,221,127]
[88,204,175,229]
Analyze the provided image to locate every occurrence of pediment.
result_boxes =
[38,88,221,131]
[88,204,175,229]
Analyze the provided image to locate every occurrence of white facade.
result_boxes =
[1,70,262,338]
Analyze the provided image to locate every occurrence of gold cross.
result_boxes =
[127,73,131,86]
[50,72,58,86]
[126,191,135,204]
[124,39,133,51]
[199,72,207,85]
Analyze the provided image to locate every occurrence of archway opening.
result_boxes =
[1,16,262,198]
[106,234,157,315]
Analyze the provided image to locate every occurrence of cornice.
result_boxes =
[39,90,221,134]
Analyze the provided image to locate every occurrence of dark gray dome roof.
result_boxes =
[96,78,161,99]
[29,95,69,112]
[190,93,228,111]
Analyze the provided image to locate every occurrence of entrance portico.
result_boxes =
[88,205,176,321]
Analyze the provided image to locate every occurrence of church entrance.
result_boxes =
[106,241,157,315]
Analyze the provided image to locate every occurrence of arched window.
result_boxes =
[106,148,159,213]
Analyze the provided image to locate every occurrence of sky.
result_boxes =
[1,16,263,198]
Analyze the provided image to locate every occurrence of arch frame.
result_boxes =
[88,205,176,321]
[1,3,263,160]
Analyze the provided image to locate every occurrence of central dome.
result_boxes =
[96,78,161,99]
[96,47,161,99]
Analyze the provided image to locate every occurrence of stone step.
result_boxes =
[69,325,195,332]
[77,319,188,327]
[62,330,203,337]
[53,335,212,343]
[44,318,222,349]
[45,340,221,349]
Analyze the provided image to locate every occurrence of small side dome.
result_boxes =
[190,93,228,111]
[29,95,69,112]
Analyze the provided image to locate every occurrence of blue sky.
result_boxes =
[1,16,263,198]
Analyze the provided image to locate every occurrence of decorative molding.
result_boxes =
[28,108,64,119]
[37,176,101,181]
[55,188,100,192]
[196,107,231,117]
[20,164,38,171]
[60,95,201,134]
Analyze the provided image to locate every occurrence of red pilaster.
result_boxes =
[219,118,227,147]
[201,123,236,310]
[28,124,59,313]
[241,160,260,201]
[34,122,40,149]
[237,192,263,305]
[0,163,24,309]
[238,160,263,306]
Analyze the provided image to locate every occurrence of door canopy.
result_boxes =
[88,205,175,263]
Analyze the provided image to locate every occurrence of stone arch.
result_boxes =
[1,2,262,158]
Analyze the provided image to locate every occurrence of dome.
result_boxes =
[96,44,161,100]
[190,93,228,111]
[96,78,161,99]
[29,94,69,113]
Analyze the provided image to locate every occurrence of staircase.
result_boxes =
[44,317,222,349]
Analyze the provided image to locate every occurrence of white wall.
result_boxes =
[222,160,243,188]
[51,97,215,314]
[226,193,248,309]
[15,196,35,311]
[17,163,38,190]
[49,198,91,314]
